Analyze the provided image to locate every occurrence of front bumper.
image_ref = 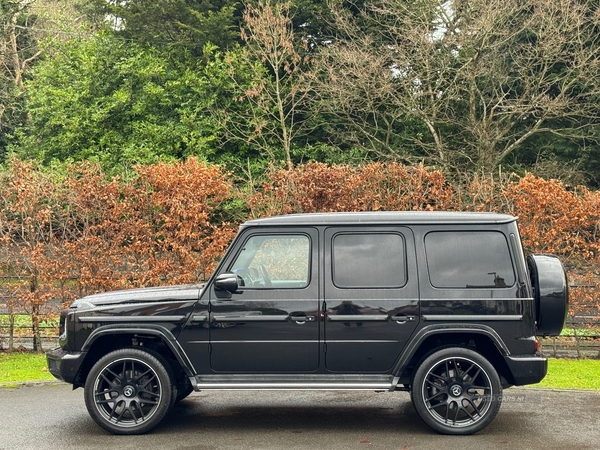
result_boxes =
[46,347,86,385]
[503,354,548,385]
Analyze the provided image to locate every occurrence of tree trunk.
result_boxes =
[8,15,23,88]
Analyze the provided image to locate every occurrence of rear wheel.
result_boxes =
[84,348,174,435]
[411,347,502,435]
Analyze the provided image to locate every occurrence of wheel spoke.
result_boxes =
[469,385,490,391]
[138,374,158,391]
[453,401,461,423]
[425,378,444,389]
[137,388,160,399]
[426,392,446,403]
[134,368,153,383]
[445,360,451,380]
[462,401,478,420]
[96,397,118,405]
[105,367,121,381]
[130,360,137,381]
[429,400,449,410]
[134,401,145,422]
[128,402,140,423]
[465,397,482,417]
[99,372,118,388]
[469,368,482,383]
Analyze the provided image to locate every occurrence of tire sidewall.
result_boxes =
[84,348,174,435]
[411,347,502,435]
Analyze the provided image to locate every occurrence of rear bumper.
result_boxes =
[503,355,548,385]
[46,347,86,385]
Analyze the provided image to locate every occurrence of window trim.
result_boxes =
[227,232,313,290]
[424,230,516,289]
[331,231,408,290]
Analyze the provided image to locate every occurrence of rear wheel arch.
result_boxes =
[396,329,513,387]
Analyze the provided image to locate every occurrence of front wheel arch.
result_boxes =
[74,328,193,388]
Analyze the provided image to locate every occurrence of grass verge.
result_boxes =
[0,352,56,387]
[1,353,599,390]
[532,358,600,390]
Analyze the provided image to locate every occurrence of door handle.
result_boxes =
[290,315,315,324]
[390,315,416,324]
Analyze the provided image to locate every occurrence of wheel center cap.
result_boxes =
[123,385,136,398]
[450,384,463,397]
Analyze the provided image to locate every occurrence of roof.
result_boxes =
[243,211,517,227]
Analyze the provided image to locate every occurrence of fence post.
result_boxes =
[8,312,14,352]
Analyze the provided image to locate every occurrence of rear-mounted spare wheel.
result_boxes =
[527,254,569,336]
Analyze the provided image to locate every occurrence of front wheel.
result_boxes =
[411,347,502,435]
[84,348,174,435]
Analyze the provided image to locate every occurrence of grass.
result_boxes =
[0,314,59,328]
[532,358,600,390]
[0,353,599,390]
[0,352,56,386]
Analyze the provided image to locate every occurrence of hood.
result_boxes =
[71,284,205,310]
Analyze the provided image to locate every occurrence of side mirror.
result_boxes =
[214,272,240,293]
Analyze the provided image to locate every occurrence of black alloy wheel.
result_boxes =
[411,347,502,435]
[84,348,174,435]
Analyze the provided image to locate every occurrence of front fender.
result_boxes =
[81,324,196,377]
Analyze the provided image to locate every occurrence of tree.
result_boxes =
[0,0,41,159]
[215,1,315,170]
[79,0,243,57]
[311,0,600,176]
[1,0,93,161]
[15,34,225,170]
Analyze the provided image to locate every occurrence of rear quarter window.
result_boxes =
[425,231,515,288]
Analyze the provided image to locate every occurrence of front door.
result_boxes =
[209,228,320,372]
[324,227,419,372]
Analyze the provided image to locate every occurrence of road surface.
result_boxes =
[0,384,598,450]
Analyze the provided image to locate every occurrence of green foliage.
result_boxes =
[0,0,38,162]
[14,35,227,171]
[79,0,243,57]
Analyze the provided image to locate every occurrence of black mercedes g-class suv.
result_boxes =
[47,212,568,435]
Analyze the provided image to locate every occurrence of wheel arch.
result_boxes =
[74,325,195,388]
[394,325,514,387]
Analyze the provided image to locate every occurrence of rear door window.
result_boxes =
[332,233,406,288]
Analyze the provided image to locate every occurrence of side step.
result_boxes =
[190,374,401,391]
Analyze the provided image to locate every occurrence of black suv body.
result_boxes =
[47,212,568,435]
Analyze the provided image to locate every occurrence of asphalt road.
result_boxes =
[0,384,598,450]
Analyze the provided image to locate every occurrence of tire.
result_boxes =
[528,254,569,336]
[84,348,174,435]
[411,347,502,435]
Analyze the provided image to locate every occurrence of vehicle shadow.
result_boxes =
[161,392,425,433]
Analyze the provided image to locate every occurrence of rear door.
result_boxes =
[324,227,419,372]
